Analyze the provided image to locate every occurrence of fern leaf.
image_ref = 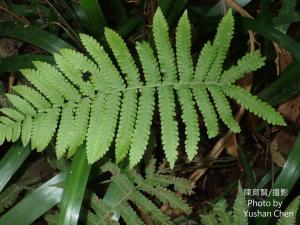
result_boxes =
[79,34,125,90]
[131,192,173,225]
[0,116,13,125]
[119,203,146,225]
[177,87,200,160]
[136,42,161,84]
[21,116,32,146]
[89,93,121,164]
[158,87,179,168]
[20,69,64,105]
[192,86,219,138]
[213,199,231,225]
[147,174,193,195]
[115,90,137,163]
[68,98,91,157]
[31,108,60,151]
[86,95,106,163]
[54,53,94,96]
[153,8,177,83]
[232,186,248,225]
[0,108,24,121]
[6,94,36,116]
[5,126,12,142]
[221,51,266,84]
[0,124,5,145]
[56,103,76,158]
[194,42,216,81]
[277,196,299,225]
[58,48,107,91]
[206,9,234,82]
[129,88,155,168]
[13,85,51,110]
[176,11,193,82]
[201,212,219,225]
[140,185,191,213]
[208,86,240,132]
[222,85,286,125]
[11,122,21,142]
[33,61,81,101]
[104,28,141,86]
[145,158,156,177]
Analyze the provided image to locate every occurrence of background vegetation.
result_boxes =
[0,0,299,225]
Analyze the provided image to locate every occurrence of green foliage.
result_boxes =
[86,159,192,225]
[0,8,285,168]
[200,186,300,225]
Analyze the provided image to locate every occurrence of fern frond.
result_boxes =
[201,212,219,225]
[90,93,121,163]
[131,192,172,225]
[21,116,32,146]
[13,85,51,110]
[232,186,248,225]
[68,98,91,157]
[119,203,146,225]
[222,85,286,125]
[176,10,193,82]
[58,48,107,91]
[33,61,81,101]
[147,174,193,195]
[0,108,24,121]
[221,51,266,84]
[105,28,141,86]
[54,53,94,96]
[136,42,161,84]
[79,34,125,90]
[153,8,177,83]
[277,197,299,225]
[6,94,36,116]
[158,87,179,168]
[31,108,60,151]
[177,88,200,160]
[86,95,106,163]
[213,199,231,225]
[208,86,240,132]
[192,86,219,138]
[115,90,137,163]
[140,184,191,213]
[0,124,5,145]
[194,42,216,81]
[56,103,76,158]
[20,69,64,105]
[129,88,155,168]
[11,122,21,142]
[206,9,234,82]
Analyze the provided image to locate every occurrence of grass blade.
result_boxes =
[0,55,54,73]
[0,172,67,225]
[58,144,91,225]
[256,133,300,225]
[241,17,300,61]
[0,143,30,192]
[79,0,107,34]
[0,22,74,54]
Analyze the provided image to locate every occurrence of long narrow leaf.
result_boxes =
[0,143,30,192]
[58,144,91,225]
[79,0,107,34]
[0,22,74,54]
[0,172,67,225]
[241,17,300,61]
[256,133,300,225]
[0,55,54,73]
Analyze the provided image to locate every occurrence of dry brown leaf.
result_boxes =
[278,95,300,122]
[274,43,293,75]
[270,139,286,167]
[225,133,239,158]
